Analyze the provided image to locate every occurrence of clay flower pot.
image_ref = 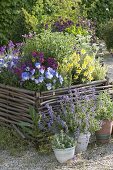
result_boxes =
[95,120,113,143]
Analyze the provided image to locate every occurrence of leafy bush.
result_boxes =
[80,1,113,36]
[98,20,113,50]
[23,30,76,63]
[22,0,81,33]
[0,0,36,45]
[81,0,113,24]
[92,59,107,81]
[96,91,113,120]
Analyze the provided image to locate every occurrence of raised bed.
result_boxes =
[0,79,113,139]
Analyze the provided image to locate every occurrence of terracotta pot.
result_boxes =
[95,120,113,144]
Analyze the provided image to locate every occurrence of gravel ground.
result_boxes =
[103,54,113,83]
[1,139,113,170]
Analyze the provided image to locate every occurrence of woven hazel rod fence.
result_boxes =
[0,79,113,140]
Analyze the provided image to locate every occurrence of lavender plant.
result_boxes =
[73,87,101,134]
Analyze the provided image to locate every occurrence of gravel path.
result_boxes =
[1,140,113,170]
[103,54,113,83]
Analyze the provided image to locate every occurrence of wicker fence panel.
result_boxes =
[0,84,36,126]
[0,79,113,140]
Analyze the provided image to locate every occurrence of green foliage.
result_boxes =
[81,0,113,24]
[92,59,107,81]
[22,0,81,33]
[96,91,113,120]
[0,126,28,155]
[51,131,76,149]
[80,0,113,36]
[66,25,88,36]
[98,20,113,50]
[0,68,19,87]
[19,107,42,138]
[23,30,76,63]
[0,0,36,45]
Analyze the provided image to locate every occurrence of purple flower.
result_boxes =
[35,79,39,84]
[0,46,6,54]
[0,59,4,67]
[8,40,15,49]
[35,62,41,69]
[46,104,54,118]
[31,69,35,75]
[46,83,52,90]
[21,72,30,81]
[45,71,53,79]
[39,67,45,74]
[32,51,38,57]
[38,76,44,83]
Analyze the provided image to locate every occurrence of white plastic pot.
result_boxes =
[76,132,91,153]
[53,146,75,163]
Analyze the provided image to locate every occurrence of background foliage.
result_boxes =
[0,0,36,45]
[0,0,81,45]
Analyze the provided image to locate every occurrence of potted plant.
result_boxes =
[95,91,113,143]
[51,131,76,163]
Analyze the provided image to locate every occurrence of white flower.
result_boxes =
[46,83,52,90]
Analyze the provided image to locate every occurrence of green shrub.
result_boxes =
[22,0,81,33]
[98,20,113,50]
[23,30,77,63]
[0,0,36,45]
[80,0,113,36]
[92,59,107,81]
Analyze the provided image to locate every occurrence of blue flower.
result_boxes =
[35,79,39,84]
[55,71,59,78]
[47,67,56,75]
[31,69,35,75]
[46,83,52,90]
[38,76,44,83]
[0,59,4,67]
[59,75,63,84]
[22,72,30,81]
[35,62,41,69]
[39,68,45,74]
[45,71,53,79]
